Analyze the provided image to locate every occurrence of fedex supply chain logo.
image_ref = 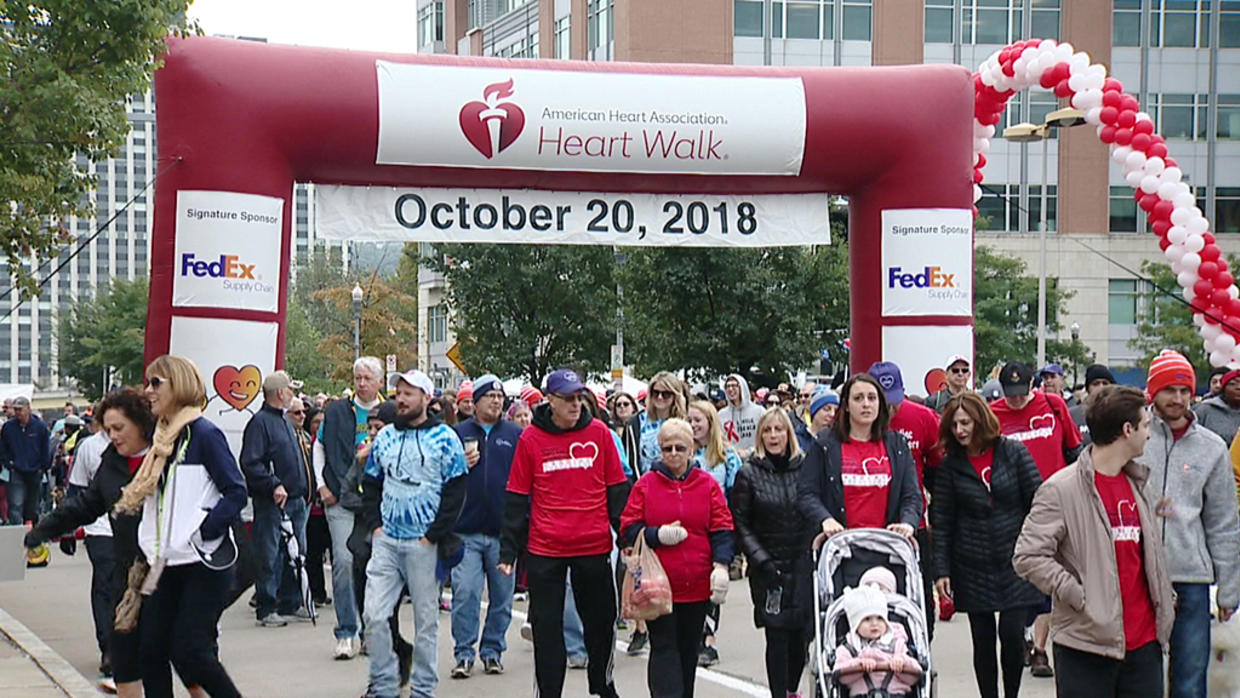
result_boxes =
[173,191,283,313]
[887,265,956,290]
[880,209,973,317]
[181,253,258,280]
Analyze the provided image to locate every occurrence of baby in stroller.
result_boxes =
[834,584,922,697]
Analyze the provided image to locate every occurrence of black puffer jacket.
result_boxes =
[931,436,1044,612]
[729,451,813,629]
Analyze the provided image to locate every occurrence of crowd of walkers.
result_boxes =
[2,347,1239,698]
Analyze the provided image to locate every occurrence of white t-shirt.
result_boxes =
[68,431,112,537]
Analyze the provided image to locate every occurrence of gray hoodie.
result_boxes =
[1136,411,1240,610]
[1191,395,1240,445]
[718,374,765,455]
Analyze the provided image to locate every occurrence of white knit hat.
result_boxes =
[842,585,888,631]
[859,566,897,594]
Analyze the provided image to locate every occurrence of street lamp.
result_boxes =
[351,283,364,360]
[1070,321,1081,388]
[1003,107,1085,369]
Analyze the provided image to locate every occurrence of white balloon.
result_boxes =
[1039,39,1058,51]
[1070,52,1090,71]
[1185,286,1199,302]
[1143,157,1166,175]
[1125,151,1147,172]
[1174,192,1197,209]
[1135,111,1152,122]
[1172,260,1185,274]
[1185,235,1206,253]
[976,138,991,154]
[1081,72,1105,91]
[1072,88,1103,110]
[982,124,996,139]
[973,184,983,203]
[1204,321,1223,338]
[974,121,992,138]
[1187,217,1210,235]
[1194,313,1206,327]
[1085,106,1103,125]
[1182,252,1202,270]
[1167,243,1188,261]
[1172,208,1194,225]
[1191,206,1205,219]
[979,69,997,87]
[1211,350,1229,368]
[1068,72,1088,92]
[1231,345,1240,362]
[1179,271,1198,289]
[1112,146,1133,164]
[1141,175,1161,194]
[1216,333,1237,354]
[1160,182,1186,201]
[1162,167,1183,184]
[1231,285,1239,300]
[1169,227,1188,244]
[1126,170,1146,187]
[1054,44,1073,62]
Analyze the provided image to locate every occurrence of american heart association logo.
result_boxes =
[459,79,525,159]
[213,364,262,411]
[878,375,895,389]
[569,441,599,464]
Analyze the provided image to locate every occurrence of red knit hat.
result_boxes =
[1147,350,1196,401]
[519,385,544,406]
[457,380,474,402]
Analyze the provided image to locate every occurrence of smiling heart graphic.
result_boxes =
[1028,414,1055,432]
[569,441,599,464]
[213,364,262,412]
[459,79,525,158]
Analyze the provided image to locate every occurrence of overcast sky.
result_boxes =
[187,0,419,53]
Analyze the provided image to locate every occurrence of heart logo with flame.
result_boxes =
[459,79,526,158]
[213,365,262,411]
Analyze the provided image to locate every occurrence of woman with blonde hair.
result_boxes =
[115,354,247,697]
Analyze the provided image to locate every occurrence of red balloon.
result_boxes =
[1053,63,1072,83]
[1149,143,1169,159]
[1216,271,1235,289]
[1140,194,1159,212]
[972,205,979,218]
[1166,157,1179,168]
[976,153,987,168]
[1152,220,1172,237]
[1133,120,1154,135]
[1054,79,1073,98]
[1120,94,1140,112]
[1204,232,1216,245]
[1159,236,1172,251]
[1114,128,1134,145]
[1102,91,1123,108]
[1149,134,1165,145]
[1226,298,1240,317]
[1117,110,1136,128]
[1202,244,1223,262]
[973,168,984,184]
[1196,280,1215,297]
[1200,261,1220,279]
[1103,77,1124,93]
[1152,200,1175,221]
[999,48,1013,64]
[1131,133,1152,151]
[1099,125,1118,143]
[1099,106,1119,125]
[1191,297,1211,314]
[1134,188,1146,201]
[1219,260,1230,275]
[979,110,1001,126]
[1212,289,1230,307]
[1039,68,1058,89]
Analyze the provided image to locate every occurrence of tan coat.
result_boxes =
[1012,448,1175,660]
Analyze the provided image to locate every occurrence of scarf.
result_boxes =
[113,406,201,515]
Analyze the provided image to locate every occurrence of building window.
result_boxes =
[960,0,1058,45]
[1151,0,1211,48]
[1151,93,1208,140]
[1110,186,1139,233]
[1219,94,1240,140]
[418,1,444,48]
[1027,185,1057,233]
[588,0,613,60]
[1217,187,1240,234]
[1113,0,1142,45]
[734,0,763,36]
[428,305,448,343]
[925,0,954,43]
[1030,0,1060,39]
[787,1,821,39]
[1109,279,1140,325]
[555,16,571,57]
[1224,2,1240,47]
[841,0,870,40]
[975,183,1018,232]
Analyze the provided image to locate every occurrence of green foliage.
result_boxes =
[972,246,1089,379]
[1,1,193,297]
[57,277,148,398]
[419,243,617,386]
[284,291,333,395]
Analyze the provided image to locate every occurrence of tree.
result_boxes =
[418,243,617,386]
[312,277,419,383]
[57,277,148,398]
[973,245,1090,379]
[2,1,193,297]
[283,291,333,395]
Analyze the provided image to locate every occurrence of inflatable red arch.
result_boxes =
[145,35,979,446]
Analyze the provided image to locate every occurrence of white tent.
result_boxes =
[0,384,34,403]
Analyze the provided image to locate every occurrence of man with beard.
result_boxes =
[359,370,468,698]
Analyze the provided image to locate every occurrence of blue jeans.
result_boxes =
[450,533,514,663]
[564,577,586,661]
[5,469,42,524]
[252,496,309,618]
[365,535,439,698]
[324,503,359,640]
[1169,582,1211,698]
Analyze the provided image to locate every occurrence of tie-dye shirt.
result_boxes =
[364,421,468,540]
[638,412,664,475]
[696,446,743,494]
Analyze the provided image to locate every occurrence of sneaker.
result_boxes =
[1023,637,1033,666]
[520,622,533,642]
[334,636,357,660]
[1030,649,1054,677]
[257,613,288,627]
[697,645,719,667]
[626,630,648,655]
[98,677,118,694]
[314,597,332,607]
[451,659,474,679]
[482,657,504,675]
[284,607,314,622]
[513,591,528,602]
[99,651,111,677]
[397,643,413,687]
[248,594,258,609]
[567,655,588,669]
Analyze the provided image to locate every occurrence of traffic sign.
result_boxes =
[445,342,466,373]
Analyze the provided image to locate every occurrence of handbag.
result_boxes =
[620,531,673,621]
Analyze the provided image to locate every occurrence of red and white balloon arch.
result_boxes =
[971,38,1237,367]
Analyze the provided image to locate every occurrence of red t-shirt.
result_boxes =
[126,455,145,475]
[968,449,994,492]
[890,400,943,525]
[506,418,628,558]
[990,391,1081,481]
[1094,471,1158,650]
[840,439,891,529]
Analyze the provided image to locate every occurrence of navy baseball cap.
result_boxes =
[545,368,586,396]
[1039,363,1065,377]
[867,362,905,405]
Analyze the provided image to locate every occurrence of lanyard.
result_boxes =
[154,431,192,560]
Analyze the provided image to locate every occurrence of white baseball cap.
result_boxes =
[945,354,971,369]
[388,370,434,396]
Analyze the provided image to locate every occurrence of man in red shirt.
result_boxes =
[1013,385,1174,697]
[498,368,629,698]
[990,360,1083,678]
[868,361,944,635]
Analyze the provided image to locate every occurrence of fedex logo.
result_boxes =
[887,266,955,289]
[180,253,257,280]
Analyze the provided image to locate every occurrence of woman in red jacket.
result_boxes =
[621,418,735,698]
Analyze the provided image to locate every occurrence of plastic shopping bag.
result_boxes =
[620,532,673,621]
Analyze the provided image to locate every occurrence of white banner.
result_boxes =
[376,61,807,176]
[172,191,283,313]
[880,208,973,317]
[316,185,830,247]
[882,325,974,399]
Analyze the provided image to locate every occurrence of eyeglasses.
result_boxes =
[613,401,633,409]
[143,376,166,389]
[651,389,675,400]
[660,444,689,453]
[800,393,814,399]
[764,399,781,406]
[948,367,970,375]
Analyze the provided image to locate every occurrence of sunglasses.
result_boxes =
[660,444,689,453]
[143,376,167,389]
[764,399,781,406]
[949,367,970,375]
[613,400,633,409]
[651,389,675,400]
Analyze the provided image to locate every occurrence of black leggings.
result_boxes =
[138,563,240,698]
[306,513,331,602]
[967,610,1027,698]
[647,601,709,698]
[764,625,810,697]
